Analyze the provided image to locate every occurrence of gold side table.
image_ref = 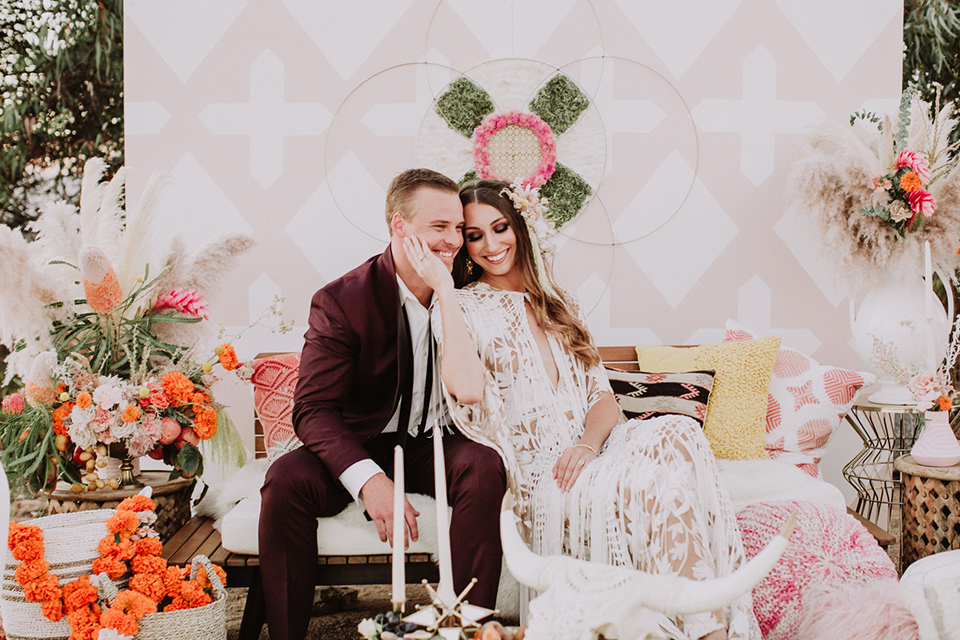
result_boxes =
[843,400,923,570]
[895,454,960,571]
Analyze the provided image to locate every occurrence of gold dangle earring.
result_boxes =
[466,259,474,275]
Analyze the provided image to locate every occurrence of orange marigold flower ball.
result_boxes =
[134,537,163,557]
[163,597,192,612]
[92,556,126,581]
[193,407,218,440]
[75,391,92,409]
[131,555,167,575]
[130,573,167,603]
[121,404,141,423]
[63,575,99,613]
[40,596,64,622]
[107,510,140,537]
[97,537,120,557]
[161,565,185,597]
[939,396,953,411]
[15,558,50,585]
[51,402,74,436]
[114,589,158,617]
[900,171,922,193]
[218,344,240,371]
[100,609,140,637]
[161,371,195,406]
[116,538,136,561]
[12,537,44,561]
[118,494,156,513]
[25,573,61,605]
[68,607,102,640]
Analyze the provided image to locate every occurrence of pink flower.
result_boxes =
[1,392,25,414]
[872,175,891,191]
[152,289,209,320]
[908,372,940,411]
[908,189,936,215]
[897,150,931,183]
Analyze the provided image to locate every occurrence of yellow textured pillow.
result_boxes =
[635,337,781,459]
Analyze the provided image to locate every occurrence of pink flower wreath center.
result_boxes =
[472,110,557,188]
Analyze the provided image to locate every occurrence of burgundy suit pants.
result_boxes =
[258,433,506,640]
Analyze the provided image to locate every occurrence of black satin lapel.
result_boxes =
[396,301,413,447]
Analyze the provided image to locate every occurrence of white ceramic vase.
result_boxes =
[850,270,953,404]
[911,411,960,467]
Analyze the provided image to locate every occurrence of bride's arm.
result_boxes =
[403,237,485,404]
[554,392,619,491]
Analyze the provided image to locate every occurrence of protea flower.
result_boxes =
[79,246,123,313]
[152,289,209,320]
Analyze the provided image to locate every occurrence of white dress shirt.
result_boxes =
[338,276,448,502]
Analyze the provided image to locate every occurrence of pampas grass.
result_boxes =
[795,581,918,640]
[789,90,960,294]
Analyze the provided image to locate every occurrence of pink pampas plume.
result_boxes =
[153,289,209,320]
[79,246,123,313]
[795,581,918,640]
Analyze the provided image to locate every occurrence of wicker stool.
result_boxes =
[45,470,194,541]
[895,455,960,571]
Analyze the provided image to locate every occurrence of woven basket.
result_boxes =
[1,509,115,640]
[99,555,227,640]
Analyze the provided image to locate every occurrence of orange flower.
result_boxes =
[217,344,239,371]
[62,575,99,613]
[112,589,157,617]
[938,396,953,411]
[24,380,57,405]
[91,556,126,581]
[68,607,101,640]
[9,522,40,549]
[160,371,194,406]
[25,573,61,604]
[134,537,163,557]
[130,573,167,603]
[193,407,218,439]
[75,392,92,409]
[40,596,64,622]
[51,402,74,436]
[11,537,44,562]
[100,609,140,637]
[121,404,141,423]
[15,559,50,585]
[900,171,922,193]
[107,510,140,537]
[118,495,155,513]
[80,246,123,314]
[163,597,192,612]
[190,391,211,407]
[131,555,167,575]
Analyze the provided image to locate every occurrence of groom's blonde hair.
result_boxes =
[385,168,459,229]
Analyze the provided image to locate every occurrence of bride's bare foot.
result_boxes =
[699,629,728,640]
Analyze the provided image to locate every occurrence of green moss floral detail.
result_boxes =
[529,74,590,136]
[540,163,592,228]
[458,170,479,187]
[435,78,495,138]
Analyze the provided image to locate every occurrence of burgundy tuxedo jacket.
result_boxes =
[292,247,407,478]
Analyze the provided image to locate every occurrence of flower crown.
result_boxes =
[500,179,557,255]
[501,179,558,296]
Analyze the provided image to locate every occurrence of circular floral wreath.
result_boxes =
[472,110,557,188]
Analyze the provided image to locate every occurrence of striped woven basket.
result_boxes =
[98,555,227,640]
[1,509,115,640]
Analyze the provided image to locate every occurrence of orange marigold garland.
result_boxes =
[8,491,225,640]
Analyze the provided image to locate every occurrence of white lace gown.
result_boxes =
[436,284,761,640]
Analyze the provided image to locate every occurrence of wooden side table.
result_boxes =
[895,455,960,571]
[45,471,195,541]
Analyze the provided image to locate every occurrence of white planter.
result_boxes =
[911,411,960,467]
[850,270,952,404]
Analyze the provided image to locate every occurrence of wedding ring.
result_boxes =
[577,459,585,466]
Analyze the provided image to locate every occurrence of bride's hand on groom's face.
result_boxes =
[403,236,453,294]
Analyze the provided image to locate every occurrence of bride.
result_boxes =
[403,179,760,640]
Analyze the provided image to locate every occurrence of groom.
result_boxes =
[259,168,506,640]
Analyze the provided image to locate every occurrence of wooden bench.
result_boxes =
[161,345,893,640]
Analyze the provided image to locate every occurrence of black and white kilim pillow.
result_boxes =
[605,368,715,426]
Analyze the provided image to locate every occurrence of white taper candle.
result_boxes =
[391,445,405,610]
[433,421,456,602]
[925,241,936,372]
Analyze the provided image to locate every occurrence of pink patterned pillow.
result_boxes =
[736,500,897,640]
[724,321,874,478]
[251,353,301,452]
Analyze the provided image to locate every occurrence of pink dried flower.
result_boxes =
[1,392,25,415]
[896,150,931,183]
[152,289,209,320]
[908,189,936,215]
[908,372,940,411]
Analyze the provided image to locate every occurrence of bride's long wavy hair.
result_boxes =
[456,179,600,370]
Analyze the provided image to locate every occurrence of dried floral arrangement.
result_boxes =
[0,159,255,493]
[789,84,960,293]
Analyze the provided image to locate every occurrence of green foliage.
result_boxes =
[529,74,590,136]
[435,78,495,138]
[0,0,124,229]
[904,0,960,107]
[539,163,592,228]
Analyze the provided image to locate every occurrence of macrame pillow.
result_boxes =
[251,353,304,461]
[736,500,897,640]
[635,337,780,459]
[605,368,715,426]
[723,320,875,478]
